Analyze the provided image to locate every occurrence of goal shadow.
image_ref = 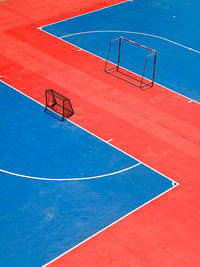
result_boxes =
[44,107,65,121]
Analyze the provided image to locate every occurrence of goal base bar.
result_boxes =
[105,66,154,89]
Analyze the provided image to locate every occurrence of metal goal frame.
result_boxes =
[105,37,157,88]
[45,89,74,120]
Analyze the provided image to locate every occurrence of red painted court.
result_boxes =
[1,0,200,266]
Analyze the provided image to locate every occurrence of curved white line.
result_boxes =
[60,30,200,54]
[0,163,141,181]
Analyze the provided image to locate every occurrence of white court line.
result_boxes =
[40,0,129,28]
[0,80,179,267]
[0,163,141,181]
[188,100,193,103]
[42,183,178,267]
[107,138,113,142]
[59,30,200,55]
[38,28,200,105]
[1,1,182,265]
[0,80,177,185]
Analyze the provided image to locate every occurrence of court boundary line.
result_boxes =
[40,0,129,28]
[0,80,178,185]
[38,30,200,105]
[0,80,179,266]
[0,163,142,181]
[42,184,178,266]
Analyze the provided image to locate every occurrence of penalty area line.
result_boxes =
[60,30,200,55]
[0,163,142,181]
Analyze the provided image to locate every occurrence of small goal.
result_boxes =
[105,37,157,88]
[45,89,74,120]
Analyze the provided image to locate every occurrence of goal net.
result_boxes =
[105,37,157,88]
[45,89,74,120]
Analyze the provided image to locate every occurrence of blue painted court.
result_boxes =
[42,0,200,102]
[0,81,177,266]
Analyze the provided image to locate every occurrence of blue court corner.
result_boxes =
[42,0,200,103]
[0,81,178,266]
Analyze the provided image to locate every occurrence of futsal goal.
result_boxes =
[105,37,157,88]
[45,89,74,120]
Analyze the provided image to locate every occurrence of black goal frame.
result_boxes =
[105,37,157,88]
[45,89,74,120]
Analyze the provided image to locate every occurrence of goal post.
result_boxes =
[45,89,74,120]
[105,37,157,88]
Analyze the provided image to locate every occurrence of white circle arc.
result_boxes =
[0,163,141,181]
[60,30,200,54]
